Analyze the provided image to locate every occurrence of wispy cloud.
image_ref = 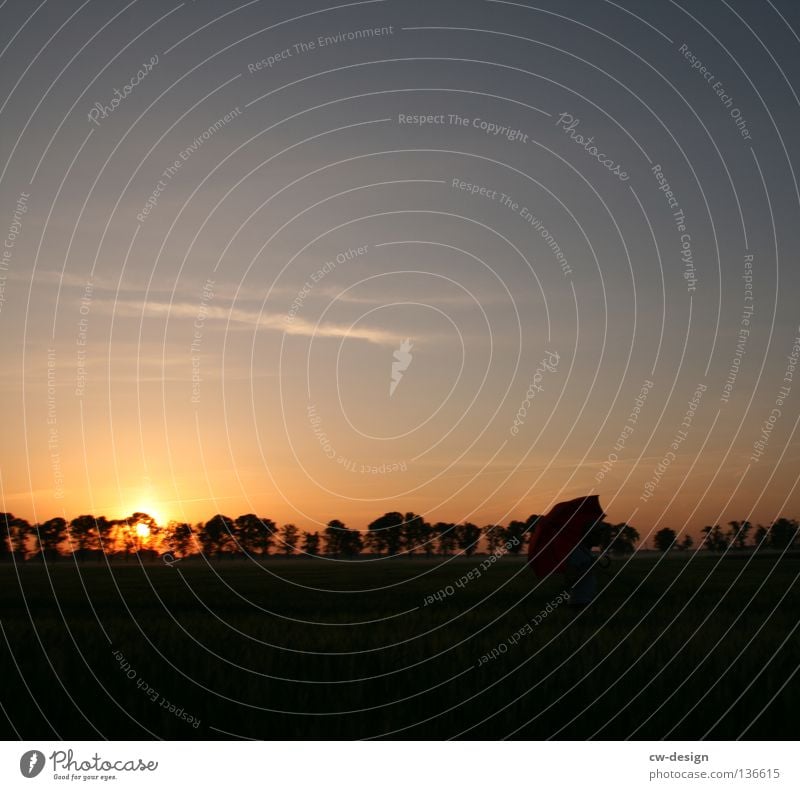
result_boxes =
[92,299,400,346]
[24,270,501,311]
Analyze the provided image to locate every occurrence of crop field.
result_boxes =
[1,553,797,740]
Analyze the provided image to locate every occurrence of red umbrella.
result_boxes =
[527,495,604,577]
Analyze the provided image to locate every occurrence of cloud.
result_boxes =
[24,270,503,311]
[92,299,400,345]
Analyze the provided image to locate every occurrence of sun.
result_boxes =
[129,502,166,529]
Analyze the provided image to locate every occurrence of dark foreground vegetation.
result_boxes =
[1,552,797,739]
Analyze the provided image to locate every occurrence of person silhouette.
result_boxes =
[563,534,599,607]
[527,494,605,607]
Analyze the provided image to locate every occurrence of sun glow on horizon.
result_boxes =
[129,502,166,529]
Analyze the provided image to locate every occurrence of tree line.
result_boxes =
[654,519,799,552]
[0,510,643,561]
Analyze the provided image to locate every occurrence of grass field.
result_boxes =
[1,552,797,739]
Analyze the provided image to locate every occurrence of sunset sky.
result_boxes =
[1,0,799,542]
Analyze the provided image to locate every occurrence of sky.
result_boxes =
[1,0,799,542]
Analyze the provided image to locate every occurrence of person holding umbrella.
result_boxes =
[527,494,606,607]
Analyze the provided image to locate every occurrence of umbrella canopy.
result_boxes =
[527,495,604,577]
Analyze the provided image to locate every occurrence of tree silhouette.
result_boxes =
[367,512,404,555]
[0,513,13,559]
[341,527,363,557]
[36,517,67,555]
[233,514,275,556]
[95,516,115,553]
[9,516,29,556]
[701,524,727,552]
[455,523,481,556]
[596,521,639,554]
[753,524,769,551]
[69,514,98,558]
[279,524,299,556]
[505,519,532,554]
[727,520,752,549]
[434,522,457,555]
[199,514,233,557]
[483,524,505,554]
[323,520,365,556]
[127,512,157,554]
[419,518,436,557]
[654,527,677,552]
[401,512,429,554]
[163,521,194,558]
[616,524,640,553]
[301,531,321,555]
[323,520,346,555]
[254,517,277,555]
[769,518,798,550]
[1,514,30,558]
[8,506,800,562]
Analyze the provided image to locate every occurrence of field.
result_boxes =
[1,552,797,740]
